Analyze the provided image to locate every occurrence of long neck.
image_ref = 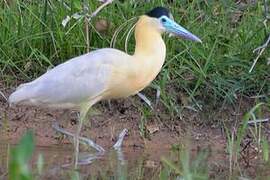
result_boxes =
[133,16,166,61]
[129,16,166,90]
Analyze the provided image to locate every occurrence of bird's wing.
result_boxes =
[9,48,131,108]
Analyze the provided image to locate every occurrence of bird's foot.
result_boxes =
[137,93,153,109]
[113,128,128,150]
[77,129,128,165]
[52,122,128,166]
[77,151,104,165]
[113,128,128,165]
[52,122,105,152]
[137,87,160,109]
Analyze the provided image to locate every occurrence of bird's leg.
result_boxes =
[53,105,127,167]
[52,104,105,168]
[74,104,92,169]
[54,109,70,142]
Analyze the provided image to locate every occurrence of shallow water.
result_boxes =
[1,140,270,179]
[0,143,169,179]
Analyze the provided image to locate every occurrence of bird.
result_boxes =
[8,7,201,168]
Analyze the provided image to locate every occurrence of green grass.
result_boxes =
[1,1,270,179]
[1,0,269,116]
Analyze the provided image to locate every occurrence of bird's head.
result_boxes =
[144,7,202,43]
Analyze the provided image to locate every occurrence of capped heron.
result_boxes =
[8,7,201,168]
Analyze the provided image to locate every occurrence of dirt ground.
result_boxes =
[1,82,270,178]
[0,84,228,150]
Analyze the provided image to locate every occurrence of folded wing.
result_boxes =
[8,48,130,108]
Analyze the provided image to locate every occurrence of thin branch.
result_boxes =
[3,0,10,8]
[248,118,269,125]
[249,34,270,73]
[249,0,269,73]
[56,0,71,11]
[264,0,270,20]
[83,0,114,52]
[83,0,90,52]
[88,0,114,20]
[85,17,90,52]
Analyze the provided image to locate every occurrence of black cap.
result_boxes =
[146,7,170,18]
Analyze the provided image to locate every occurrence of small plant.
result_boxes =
[160,143,209,180]
[9,130,35,180]
[225,102,270,178]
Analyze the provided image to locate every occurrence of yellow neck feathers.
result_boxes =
[103,16,167,99]
[134,16,166,59]
[129,16,166,92]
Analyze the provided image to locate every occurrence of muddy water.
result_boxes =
[1,96,270,179]
[1,139,270,179]
[0,143,171,179]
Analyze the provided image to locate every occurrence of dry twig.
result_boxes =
[264,0,270,20]
[0,90,7,102]
[249,1,269,73]
[248,118,269,125]
[85,0,114,52]
[89,0,114,20]
[249,34,270,73]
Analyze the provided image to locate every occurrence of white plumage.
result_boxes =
[8,48,131,108]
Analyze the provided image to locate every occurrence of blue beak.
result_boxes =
[163,17,202,43]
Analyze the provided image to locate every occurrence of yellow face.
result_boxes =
[137,16,166,34]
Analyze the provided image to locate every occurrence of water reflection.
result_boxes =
[0,141,159,179]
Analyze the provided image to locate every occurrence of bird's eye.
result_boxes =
[161,18,167,23]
